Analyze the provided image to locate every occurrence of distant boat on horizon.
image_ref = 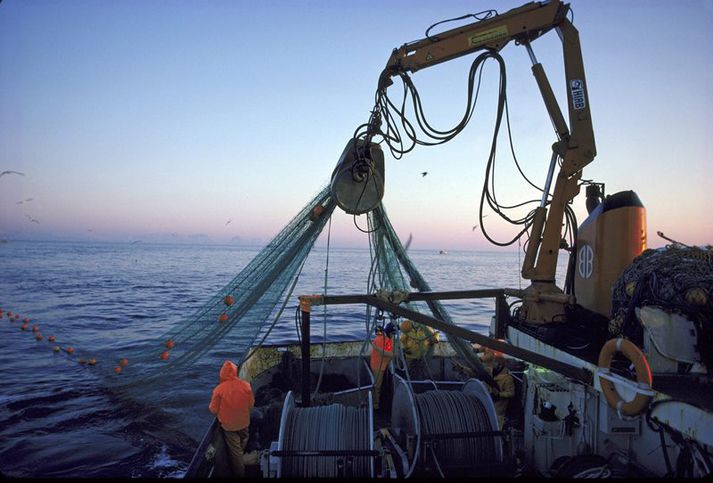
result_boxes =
[439,249,448,255]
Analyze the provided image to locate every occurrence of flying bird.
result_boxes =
[473,214,489,230]
[1,170,25,178]
[404,233,413,251]
[421,172,428,177]
[25,214,39,224]
[225,219,232,226]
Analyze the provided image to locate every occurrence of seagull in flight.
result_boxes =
[421,172,428,177]
[16,198,33,205]
[1,170,25,178]
[404,233,413,251]
[25,214,39,224]
[225,219,232,226]
[473,214,488,230]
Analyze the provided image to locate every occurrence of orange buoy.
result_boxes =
[114,366,122,374]
[224,295,235,306]
[218,313,229,323]
[119,358,128,367]
[7,311,12,317]
[20,323,28,331]
[32,325,39,333]
[14,314,20,320]
[88,358,97,366]
[23,317,29,323]
[35,334,43,341]
[78,358,86,365]
[48,335,56,342]
[310,204,325,221]
[66,347,75,354]
[160,351,170,361]
[165,339,175,349]
[53,346,61,353]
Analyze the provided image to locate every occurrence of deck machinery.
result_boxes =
[186,0,712,478]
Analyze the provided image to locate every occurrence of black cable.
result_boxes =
[504,96,543,192]
[424,10,498,42]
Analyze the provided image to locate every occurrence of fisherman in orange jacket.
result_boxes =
[209,360,255,477]
[370,323,395,410]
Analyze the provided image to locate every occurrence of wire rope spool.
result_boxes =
[391,376,503,475]
[276,390,374,478]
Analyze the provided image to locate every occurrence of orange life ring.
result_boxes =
[598,338,653,417]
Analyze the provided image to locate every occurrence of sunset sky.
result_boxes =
[1,0,711,251]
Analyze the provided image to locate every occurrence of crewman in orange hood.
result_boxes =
[209,360,254,477]
[370,323,395,410]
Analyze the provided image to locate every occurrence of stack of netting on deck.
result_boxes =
[281,403,371,478]
[110,186,335,387]
[610,244,713,368]
[367,205,493,384]
[415,390,498,472]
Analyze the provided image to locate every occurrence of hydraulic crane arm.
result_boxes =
[379,0,596,316]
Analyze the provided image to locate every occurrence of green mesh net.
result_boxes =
[11,182,492,390]
[101,186,336,387]
[368,205,493,384]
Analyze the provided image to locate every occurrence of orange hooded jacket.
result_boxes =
[209,360,255,431]
[370,333,394,373]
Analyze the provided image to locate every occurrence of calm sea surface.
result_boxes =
[0,240,565,477]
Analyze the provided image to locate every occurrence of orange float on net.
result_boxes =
[32,325,39,333]
[53,346,61,353]
[48,335,56,342]
[78,358,86,365]
[218,313,229,323]
[20,324,28,331]
[7,311,12,317]
[23,317,29,323]
[310,204,325,221]
[119,358,128,367]
[88,358,97,366]
[35,334,43,341]
[165,339,175,349]
[66,347,75,354]
[114,366,122,374]
[224,295,235,306]
[160,351,170,361]
[14,314,20,320]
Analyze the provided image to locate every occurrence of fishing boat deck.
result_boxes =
[510,324,713,413]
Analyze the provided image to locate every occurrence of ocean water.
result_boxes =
[0,240,565,477]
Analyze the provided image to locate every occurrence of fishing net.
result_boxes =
[8,186,336,386]
[367,205,494,385]
[610,244,713,369]
[7,183,494,390]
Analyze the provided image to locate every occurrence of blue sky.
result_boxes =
[1,0,711,250]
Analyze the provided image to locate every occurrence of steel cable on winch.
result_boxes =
[282,403,372,478]
[413,389,498,472]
